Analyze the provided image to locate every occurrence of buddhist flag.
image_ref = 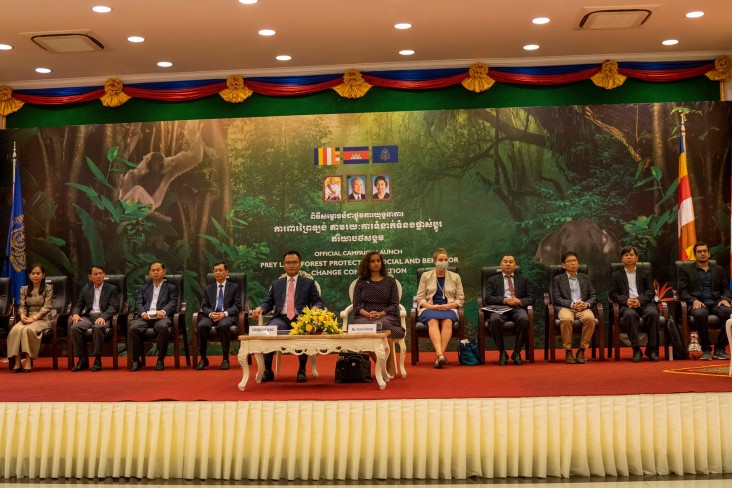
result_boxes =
[372,145,399,163]
[2,144,26,304]
[314,147,340,166]
[677,118,696,261]
[342,146,370,164]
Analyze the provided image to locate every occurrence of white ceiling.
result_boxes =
[3,0,732,89]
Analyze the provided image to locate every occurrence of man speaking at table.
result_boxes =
[251,250,324,383]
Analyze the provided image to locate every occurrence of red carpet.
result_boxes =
[3,350,732,402]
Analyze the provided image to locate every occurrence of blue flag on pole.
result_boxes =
[2,146,26,304]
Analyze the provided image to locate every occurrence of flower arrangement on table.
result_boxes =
[289,307,342,335]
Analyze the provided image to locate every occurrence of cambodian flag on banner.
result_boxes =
[372,145,399,163]
[2,146,26,304]
[677,118,696,261]
[342,147,370,164]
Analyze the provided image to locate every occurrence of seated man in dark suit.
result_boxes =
[195,261,242,371]
[128,261,179,371]
[484,255,533,366]
[70,265,120,372]
[251,250,324,383]
[609,246,660,362]
[552,251,597,364]
[679,241,732,360]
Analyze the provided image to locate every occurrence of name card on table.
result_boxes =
[348,323,377,334]
[249,326,279,336]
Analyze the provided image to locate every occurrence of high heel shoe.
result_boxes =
[434,356,443,369]
[22,358,33,373]
[438,355,448,366]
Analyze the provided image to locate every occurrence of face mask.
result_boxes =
[435,261,449,271]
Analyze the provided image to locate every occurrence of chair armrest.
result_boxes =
[340,305,354,329]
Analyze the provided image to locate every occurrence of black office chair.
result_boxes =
[192,272,249,367]
[674,259,723,352]
[478,266,535,363]
[43,276,73,370]
[543,264,604,362]
[0,278,15,366]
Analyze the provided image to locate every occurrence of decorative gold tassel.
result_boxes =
[100,78,131,107]
[219,75,253,103]
[591,60,627,90]
[333,69,371,99]
[0,85,24,116]
[461,62,494,93]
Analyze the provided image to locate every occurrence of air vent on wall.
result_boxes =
[579,9,652,30]
[31,33,104,53]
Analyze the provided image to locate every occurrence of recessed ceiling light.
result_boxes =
[276,55,291,61]
[128,36,145,43]
[36,67,52,74]
[239,0,258,4]
[92,5,112,13]
[662,39,679,46]
[685,11,704,18]
[258,29,276,36]
[0,44,12,51]
[532,17,550,25]
[399,49,415,56]
[394,23,412,30]
[523,44,540,51]
[157,61,173,68]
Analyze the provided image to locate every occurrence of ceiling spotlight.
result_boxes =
[394,23,412,30]
[399,49,415,56]
[662,39,679,46]
[36,67,52,74]
[276,55,291,61]
[532,17,550,25]
[128,36,145,43]
[157,61,173,67]
[92,6,112,13]
[0,44,12,51]
[258,29,276,36]
[239,0,258,4]
[685,11,704,18]
[523,44,540,51]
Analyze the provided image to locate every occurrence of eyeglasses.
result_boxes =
[695,249,709,254]
[284,261,300,265]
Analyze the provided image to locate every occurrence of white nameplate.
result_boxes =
[348,323,377,334]
[249,326,279,336]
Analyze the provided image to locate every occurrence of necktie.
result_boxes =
[507,275,515,297]
[286,278,296,319]
[216,284,224,312]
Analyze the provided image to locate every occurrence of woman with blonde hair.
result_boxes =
[416,248,464,368]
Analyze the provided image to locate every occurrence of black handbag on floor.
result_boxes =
[335,353,372,383]
[458,339,485,365]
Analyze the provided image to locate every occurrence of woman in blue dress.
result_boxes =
[416,248,464,368]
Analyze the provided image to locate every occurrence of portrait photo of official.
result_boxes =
[322,176,343,202]
[347,175,368,202]
[372,174,392,201]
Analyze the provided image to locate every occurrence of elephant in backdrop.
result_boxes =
[534,220,621,291]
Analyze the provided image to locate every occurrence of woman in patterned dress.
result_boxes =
[7,264,53,372]
[351,251,404,377]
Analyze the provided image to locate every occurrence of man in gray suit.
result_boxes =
[70,265,120,372]
[552,251,597,364]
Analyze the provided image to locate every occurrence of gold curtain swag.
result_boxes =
[0,85,24,117]
[333,69,371,99]
[220,75,253,103]
[591,60,627,90]
[100,78,131,107]
[461,62,495,93]
[705,56,731,82]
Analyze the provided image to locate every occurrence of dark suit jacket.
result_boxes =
[484,273,533,308]
[679,262,732,306]
[552,272,597,309]
[71,282,120,321]
[348,192,366,200]
[609,268,655,307]
[134,281,178,318]
[259,275,323,317]
[201,280,242,317]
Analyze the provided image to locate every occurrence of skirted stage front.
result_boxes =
[2,352,732,480]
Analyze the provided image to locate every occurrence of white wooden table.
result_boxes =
[237,331,392,390]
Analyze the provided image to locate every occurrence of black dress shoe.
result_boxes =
[632,349,643,363]
[648,351,660,362]
[91,358,102,372]
[296,369,307,383]
[155,359,165,371]
[261,369,275,382]
[512,351,523,366]
[498,351,508,366]
[220,359,230,370]
[194,357,208,370]
[129,361,141,372]
[71,359,89,372]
